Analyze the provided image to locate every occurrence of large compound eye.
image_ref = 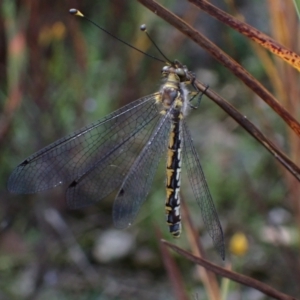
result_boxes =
[175,68,185,76]
[161,66,169,73]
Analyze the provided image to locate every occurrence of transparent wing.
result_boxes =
[8,94,160,197]
[66,111,162,208]
[182,121,225,259]
[112,111,172,229]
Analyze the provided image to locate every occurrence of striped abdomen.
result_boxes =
[165,116,182,237]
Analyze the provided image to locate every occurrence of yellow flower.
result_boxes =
[229,232,249,256]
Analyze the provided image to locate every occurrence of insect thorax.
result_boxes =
[155,67,188,118]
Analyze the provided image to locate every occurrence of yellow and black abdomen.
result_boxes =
[165,112,183,237]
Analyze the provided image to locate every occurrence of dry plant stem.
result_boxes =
[181,196,220,300]
[155,227,189,300]
[191,76,300,182]
[162,240,298,300]
[136,0,300,137]
[189,0,300,72]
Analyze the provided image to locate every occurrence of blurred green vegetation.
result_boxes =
[0,0,299,299]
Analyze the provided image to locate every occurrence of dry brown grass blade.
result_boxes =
[188,0,300,72]
[136,0,300,138]
[161,240,298,300]
[191,76,300,182]
[155,227,189,300]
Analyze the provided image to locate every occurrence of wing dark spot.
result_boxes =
[119,188,125,196]
[20,159,29,166]
[69,180,78,188]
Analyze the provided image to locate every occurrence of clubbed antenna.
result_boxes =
[69,8,165,63]
[140,24,172,64]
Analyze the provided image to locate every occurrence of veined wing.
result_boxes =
[182,121,225,259]
[8,93,160,197]
[112,109,172,229]
[66,110,162,209]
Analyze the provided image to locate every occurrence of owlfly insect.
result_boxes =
[8,9,225,259]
